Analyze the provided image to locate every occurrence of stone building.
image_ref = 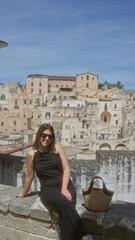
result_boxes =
[1,70,135,151]
[27,74,76,94]
[98,98,123,126]
[10,93,34,115]
[76,72,98,91]
[27,74,48,95]
[0,84,11,101]
[27,72,98,96]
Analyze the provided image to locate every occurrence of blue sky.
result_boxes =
[0,0,135,89]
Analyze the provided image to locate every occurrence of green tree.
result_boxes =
[35,97,40,106]
[116,81,124,89]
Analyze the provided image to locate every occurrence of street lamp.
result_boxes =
[0,40,8,49]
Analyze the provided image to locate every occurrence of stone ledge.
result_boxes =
[0,225,55,240]
[0,184,135,240]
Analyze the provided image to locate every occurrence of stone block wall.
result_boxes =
[0,184,135,240]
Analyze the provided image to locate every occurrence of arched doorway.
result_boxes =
[100,111,111,123]
[100,143,111,150]
[115,144,127,150]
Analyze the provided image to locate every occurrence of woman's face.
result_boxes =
[40,129,53,148]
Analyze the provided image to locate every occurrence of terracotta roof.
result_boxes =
[27,74,48,78]
[48,76,76,81]
[27,74,76,81]
[77,72,98,77]
[1,143,33,155]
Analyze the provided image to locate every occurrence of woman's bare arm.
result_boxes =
[16,149,35,197]
[56,143,72,201]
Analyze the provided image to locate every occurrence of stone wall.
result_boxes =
[0,150,135,202]
[0,184,135,240]
[0,153,25,186]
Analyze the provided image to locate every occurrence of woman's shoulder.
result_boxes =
[54,143,64,154]
[27,148,37,158]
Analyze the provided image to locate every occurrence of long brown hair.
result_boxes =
[33,123,55,152]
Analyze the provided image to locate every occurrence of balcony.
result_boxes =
[14,106,19,109]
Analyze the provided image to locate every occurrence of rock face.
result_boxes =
[0,184,135,240]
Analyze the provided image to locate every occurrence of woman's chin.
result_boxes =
[42,142,50,147]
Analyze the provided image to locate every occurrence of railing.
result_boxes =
[14,106,19,109]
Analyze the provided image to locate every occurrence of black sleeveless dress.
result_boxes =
[33,151,86,240]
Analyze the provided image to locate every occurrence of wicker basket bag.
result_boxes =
[82,176,114,212]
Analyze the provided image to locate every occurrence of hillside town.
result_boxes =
[0,71,135,153]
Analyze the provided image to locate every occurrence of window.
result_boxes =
[114,104,117,109]
[31,89,33,93]
[92,77,94,80]
[1,94,6,100]
[45,112,50,119]
[31,82,33,87]
[39,82,42,87]
[101,134,105,140]
[104,115,107,122]
[116,120,118,125]
[104,104,107,110]
[24,100,27,105]
[39,89,42,94]
[15,100,18,106]
[14,100,19,109]
[77,104,80,107]
[14,121,16,126]
[86,83,89,88]
[56,85,58,87]
[1,122,4,126]
[86,75,89,80]
[52,96,57,102]
[81,76,83,80]
[80,135,83,139]
[30,100,32,105]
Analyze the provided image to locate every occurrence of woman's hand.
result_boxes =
[16,191,26,198]
[61,189,72,201]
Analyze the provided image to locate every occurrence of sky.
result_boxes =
[0,0,135,90]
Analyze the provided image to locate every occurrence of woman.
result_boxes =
[16,123,87,240]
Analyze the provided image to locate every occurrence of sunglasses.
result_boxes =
[41,133,53,140]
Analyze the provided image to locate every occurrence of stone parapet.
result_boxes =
[0,184,135,240]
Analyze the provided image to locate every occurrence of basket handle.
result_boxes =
[83,176,113,196]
